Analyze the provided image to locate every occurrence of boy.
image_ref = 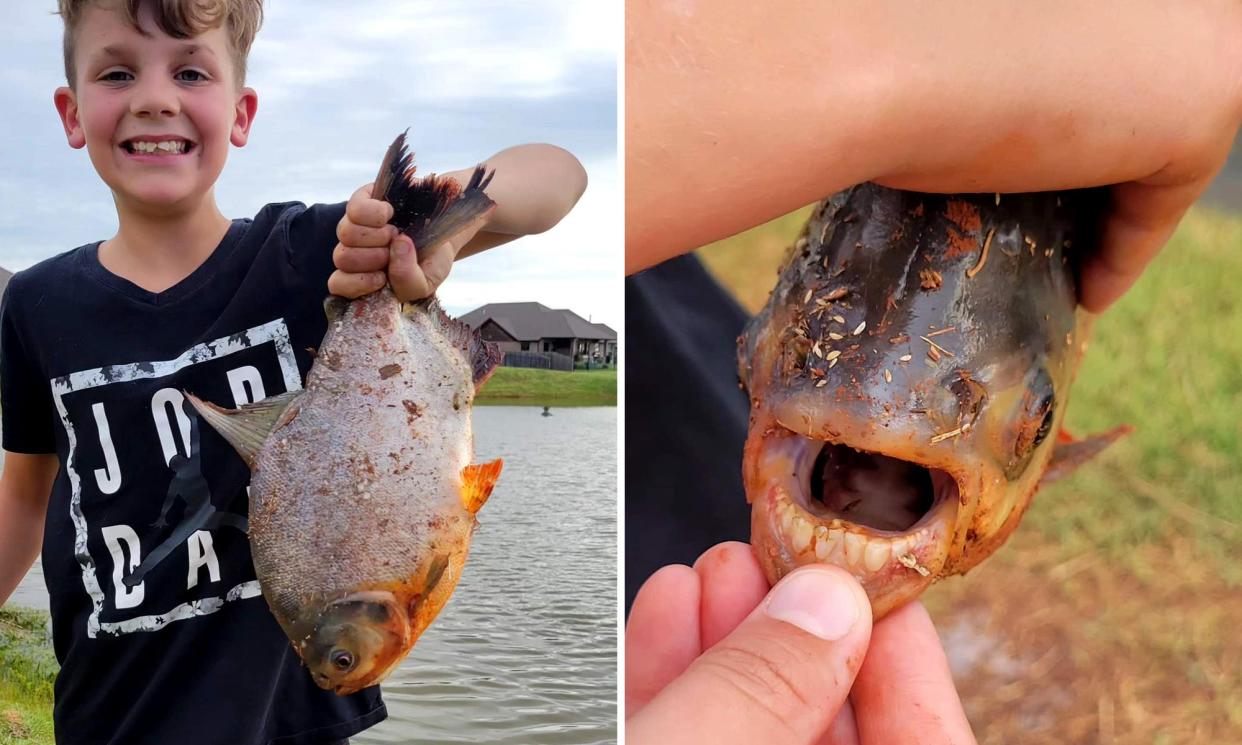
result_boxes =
[0,2,586,744]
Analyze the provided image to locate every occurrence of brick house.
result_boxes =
[459,302,617,367]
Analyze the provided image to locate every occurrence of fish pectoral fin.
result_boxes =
[460,458,503,514]
[1040,425,1133,485]
[184,390,305,469]
[425,553,450,595]
[407,553,452,619]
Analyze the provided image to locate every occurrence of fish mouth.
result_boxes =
[752,426,960,614]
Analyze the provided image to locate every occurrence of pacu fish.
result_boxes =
[739,185,1129,618]
[188,133,503,694]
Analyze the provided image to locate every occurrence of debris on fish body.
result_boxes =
[738,184,1130,619]
[188,132,503,694]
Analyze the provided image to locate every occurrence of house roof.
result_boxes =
[460,302,616,342]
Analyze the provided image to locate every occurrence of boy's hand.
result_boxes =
[328,182,490,302]
[328,183,394,299]
[626,542,976,745]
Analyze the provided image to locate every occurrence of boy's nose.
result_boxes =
[130,79,181,118]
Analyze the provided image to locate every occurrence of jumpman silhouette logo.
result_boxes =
[123,400,248,588]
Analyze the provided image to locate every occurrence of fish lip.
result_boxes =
[750,425,960,595]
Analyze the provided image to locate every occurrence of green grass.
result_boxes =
[475,367,617,407]
[1032,207,1242,584]
[0,607,56,745]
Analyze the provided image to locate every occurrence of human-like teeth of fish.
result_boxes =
[128,140,189,154]
[775,500,919,573]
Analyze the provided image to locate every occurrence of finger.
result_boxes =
[628,565,872,745]
[693,542,769,650]
[851,601,977,745]
[1079,178,1205,313]
[326,270,386,299]
[416,240,457,296]
[346,182,395,228]
[332,243,389,273]
[387,235,434,302]
[815,700,860,745]
[625,565,702,717]
[336,219,397,249]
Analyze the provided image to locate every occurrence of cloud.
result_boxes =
[0,1,618,329]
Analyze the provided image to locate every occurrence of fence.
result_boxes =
[502,350,574,371]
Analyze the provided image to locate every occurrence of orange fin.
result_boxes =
[1040,425,1133,485]
[461,458,502,513]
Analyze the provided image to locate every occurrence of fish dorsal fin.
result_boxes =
[184,390,305,469]
[374,131,497,255]
[461,458,503,514]
[1039,424,1133,486]
[409,297,504,388]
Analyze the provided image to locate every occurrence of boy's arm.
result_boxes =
[327,144,587,302]
[0,452,58,605]
[626,0,1242,311]
[445,144,588,258]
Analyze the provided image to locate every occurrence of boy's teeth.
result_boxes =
[130,140,187,154]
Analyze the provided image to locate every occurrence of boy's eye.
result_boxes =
[175,69,210,83]
[100,70,133,82]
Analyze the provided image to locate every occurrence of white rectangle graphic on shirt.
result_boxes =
[50,319,301,638]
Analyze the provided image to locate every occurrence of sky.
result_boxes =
[0,0,621,326]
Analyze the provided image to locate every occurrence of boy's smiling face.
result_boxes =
[54,2,257,214]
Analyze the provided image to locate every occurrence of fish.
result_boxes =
[187,132,504,694]
[738,185,1130,619]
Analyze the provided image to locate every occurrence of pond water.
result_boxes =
[6,406,618,744]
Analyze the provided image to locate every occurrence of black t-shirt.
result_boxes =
[624,255,753,611]
[0,203,386,745]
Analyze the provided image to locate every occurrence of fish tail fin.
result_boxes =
[461,458,503,514]
[374,131,497,253]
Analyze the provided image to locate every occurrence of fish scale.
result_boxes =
[189,132,503,694]
[249,290,474,609]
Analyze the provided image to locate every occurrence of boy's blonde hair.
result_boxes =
[58,0,264,87]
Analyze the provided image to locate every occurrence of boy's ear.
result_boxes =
[53,87,86,150]
[231,87,259,147]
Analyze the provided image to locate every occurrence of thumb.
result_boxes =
[627,565,872,745]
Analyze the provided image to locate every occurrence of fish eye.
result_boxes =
[330,648,356,673]
[1030,395,1055,450]
[1002,368,1057,479]
[1014,390,1055,460]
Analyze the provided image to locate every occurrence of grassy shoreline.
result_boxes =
[0,606,56,745]
[475,367,617,407]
